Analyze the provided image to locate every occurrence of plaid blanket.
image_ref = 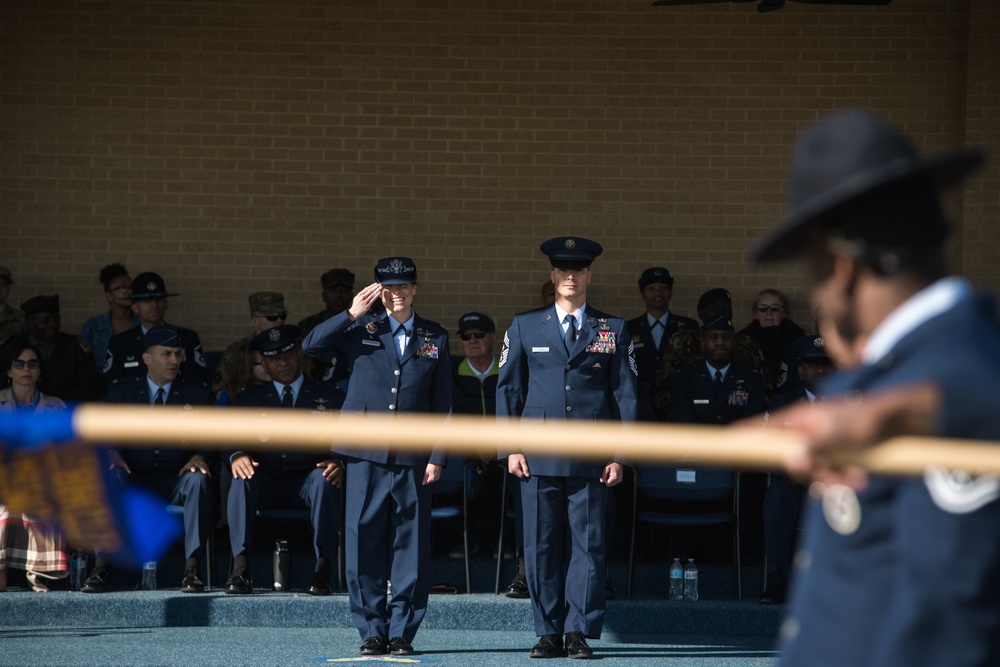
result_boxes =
[0,505,67,576]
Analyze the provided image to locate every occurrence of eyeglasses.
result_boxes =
[255,312,287,322]
[459,331,489,341]
[756,304,784,313]
[11,359,41,370]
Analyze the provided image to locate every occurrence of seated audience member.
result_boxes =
[652,288,767,420]
[0,266,25,345]
[20,295,104,402]
[669,313,767,425]
[213,291,286,397]
[224,324,344,596]
[0,342,69,592]
[103,272,208,386]
[80,263,140,369]
[215,345,269,406]
[738,288,805,393]
[449,313,502,548]
[82,325,215,594]
[759,334,833,604]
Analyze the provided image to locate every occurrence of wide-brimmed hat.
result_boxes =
[131,272,179,300]
[750,110,984,263]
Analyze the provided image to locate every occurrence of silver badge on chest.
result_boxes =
[822,484,862,535]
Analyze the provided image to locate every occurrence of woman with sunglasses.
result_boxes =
[0,341,69,592]
[738,288,805,393]
[80,263,140,369]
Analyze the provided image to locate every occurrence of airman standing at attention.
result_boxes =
[497,236,637,660]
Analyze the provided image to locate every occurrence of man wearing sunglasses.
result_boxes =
[213,292,287,395]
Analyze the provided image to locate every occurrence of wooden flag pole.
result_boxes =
[69,404,1000,477]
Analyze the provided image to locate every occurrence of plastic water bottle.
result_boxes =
[684,558,699,601]
[669,557,684,601]
[141,561,157,590]
[273,540,290,591]
[70,551,88,591]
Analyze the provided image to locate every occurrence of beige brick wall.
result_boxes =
[1,0,995,354]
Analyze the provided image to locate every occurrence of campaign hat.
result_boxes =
[750,110,984,263]
[131,272,178,300]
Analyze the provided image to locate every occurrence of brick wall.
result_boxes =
[1,0,995,353]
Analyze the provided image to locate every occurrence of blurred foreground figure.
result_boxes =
[749,110,1000,667]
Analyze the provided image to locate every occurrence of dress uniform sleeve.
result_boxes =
[427,332,454,467]
[496,316,528,459]
[744,370,767,417]
[301,311,354,361]
[609,318,638,424]
[668,367,696,424]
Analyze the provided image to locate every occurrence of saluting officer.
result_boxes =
[103,272,208,386]
[750,110,1000,667]
[224,324,344,597]
[301,257,451,658]
[497,237,638,660]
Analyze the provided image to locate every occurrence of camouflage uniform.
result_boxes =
[0,305,25,346]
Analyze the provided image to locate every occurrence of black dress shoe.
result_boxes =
[759,569,788,605]
[505,572,529,599]
[565,631,594,659]
[224,567,253,595]
[529,634,563,659]
[308,571,332,596]
[360,637,387,655]
[180,567,205,593]
[81,565,110,594]
[388,637,414,655]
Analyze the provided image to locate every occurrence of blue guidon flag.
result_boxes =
[0,406,182,567]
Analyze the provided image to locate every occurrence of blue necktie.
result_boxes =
[564,314,577,353]
[282,385,293,408]
[153,387,165,406]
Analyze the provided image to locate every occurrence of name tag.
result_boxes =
[531,347,549,353]
[124,361,139,368]
[693,399,710,405]
[676,469,696,483]
[633,342,645,349]
[362,339,381,347]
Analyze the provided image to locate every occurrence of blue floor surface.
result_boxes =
[0,627,779,666]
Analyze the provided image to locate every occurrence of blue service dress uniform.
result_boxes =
[104,376,214,561]
[226,376,344,565]
[627,312,698,422]
[104,325,208,386]
[496,304,637,639]
[779,281,1000,667]
[302,309,452,644]
[668,360,766,425]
